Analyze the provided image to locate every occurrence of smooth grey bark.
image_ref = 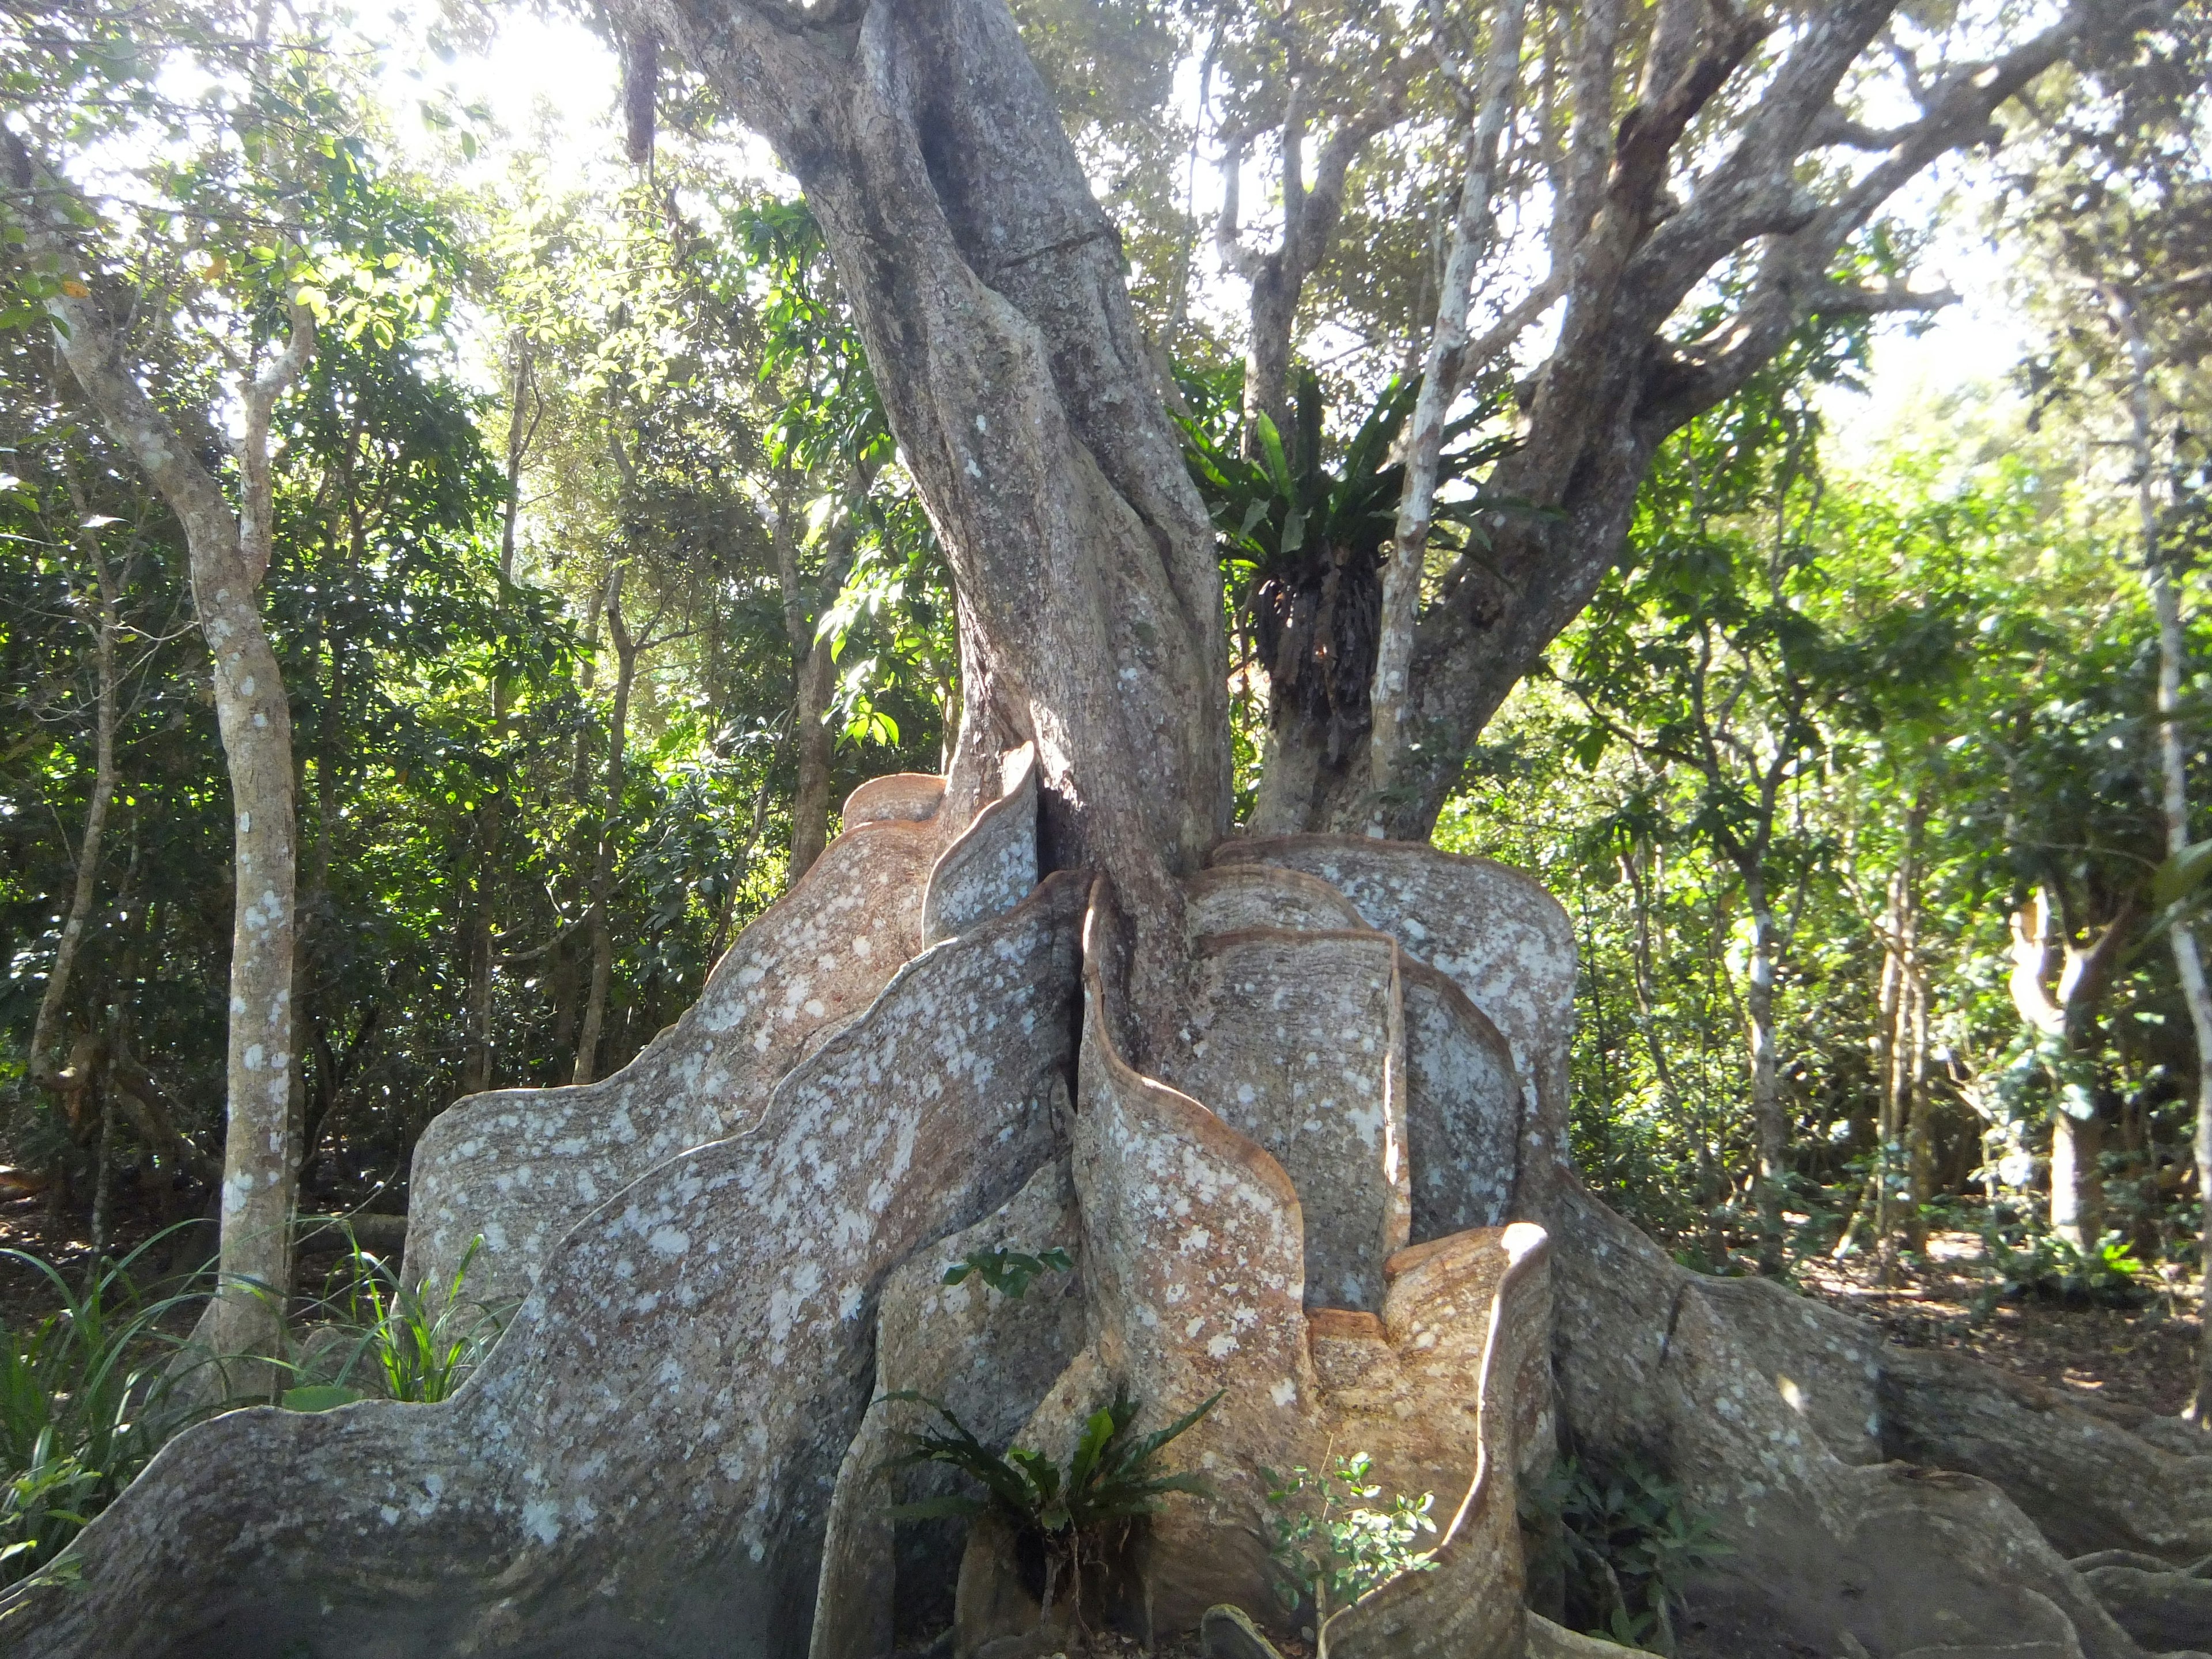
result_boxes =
[12,125,313,1378]
[2008,887,2134,1249]
[2107,285,2212,1419]
[1260,0,2102,836]
[1367,0,1527,821]
[1744,876,1785,1277]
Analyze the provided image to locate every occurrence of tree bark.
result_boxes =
[2008,886,2133,1249]
[14,130,312,1378]
[1745,877,1786,1277]
[1255,1,2094,836]
[2107,285,2212,1419]
[1214,51,1408,447]
[1367,0,1527,821]
[625,0,1229,1043]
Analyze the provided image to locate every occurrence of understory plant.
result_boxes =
[1264,1450,1438,1655]
[940,1244,1073,1300]
[1520,1453,1728,1654]
[285,1233,511,1408]
[0,1234,213,1586]
[1979,1226,2150,1313]
[880,1385,1219,1629]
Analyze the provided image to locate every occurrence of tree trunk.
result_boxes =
[1253,2,2089,838]
[789,637,836,882]
[573,574,639,1087]
[2108,285,2212,1418]
[2050,1108,2105,1252]
[635,0,1229,1041]
[499,332,534,584]
[464,340,536,1093]
[25,169,312,1377]
[29,475,121,1095]
[1904,960,1934,1255]
[1214,62,1408,453]
[1744,877,1786,1276]
[1368,0,1527,819]
[2006,884,2134,1249]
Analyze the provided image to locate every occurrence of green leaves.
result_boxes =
[2150,839,2212,911]
[941,1244,1073,1299]
[0,1230,215,1586]
[877,1384,1218,1551]
[1265,1452,1438,1631]
[278,1384,363,1413]
[297,1232,512,1406]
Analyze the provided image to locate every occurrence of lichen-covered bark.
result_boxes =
[0,861,1088,1658]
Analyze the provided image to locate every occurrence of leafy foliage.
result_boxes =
[1520,1453,1729,1655]
[289,1233,513,1406]
[941,1245,1073,1300]
[1178,367,1515,770]
[1979,1228,2151,1312]
[1264,1450,1438,1649]
[880,1385,1218,1617]
[0,1235,213,1586]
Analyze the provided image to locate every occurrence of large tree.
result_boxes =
[5,3,2209,1657]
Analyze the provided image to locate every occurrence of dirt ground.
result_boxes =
[1796,1225,2203,1419]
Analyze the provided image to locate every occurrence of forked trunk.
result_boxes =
[632,0,1229,1046]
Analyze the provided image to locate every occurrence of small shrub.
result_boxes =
[1264,1450,1438,1654]
[880,1384,1217,1626]
[1519,1453,1728,1654]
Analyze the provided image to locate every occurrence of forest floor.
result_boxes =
[1796,1224,2202,1418]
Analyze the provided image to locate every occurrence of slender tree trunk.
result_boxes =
[574,573,639,1087]
[1745,876,1786,1276]
[790,638,837,882]
[30,479,121,1094]
[1367,0,1527,820]
[2050,1110,2105,1252]
[1904,961,1934,1255]
[499,332,533,585]
[1869,794,1929,1275]
[1866,865,1906,1274]
[464,339,535,1092]
[29,186,313,1377]
[2107,287,2212,1419]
